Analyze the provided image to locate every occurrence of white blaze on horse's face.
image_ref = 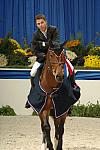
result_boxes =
[49,50,64,82]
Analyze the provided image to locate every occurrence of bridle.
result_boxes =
[46,49,65,83]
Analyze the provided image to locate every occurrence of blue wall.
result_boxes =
[0,69,100,80]
[0,0,100,46]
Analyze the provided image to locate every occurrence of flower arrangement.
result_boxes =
[8,39,21,50]
[14,48,33,57]
[0,31,100,69]
[93,46,100,50]
[0,54,8,66]
[63,39,85,66]
[14,49,28,56]
[24,48,33,56]
[0,34,33,66]
[84,55,100,68]
[65,50,77,61]
[88,46,100,56]
[28,56,36,67]
[63,39,85,56]
[0,37,21,56]
[64,40,80,48]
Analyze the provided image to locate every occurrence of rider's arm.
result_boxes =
[31,32,46,63]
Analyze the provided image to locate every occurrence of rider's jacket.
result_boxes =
[32,25,59,63]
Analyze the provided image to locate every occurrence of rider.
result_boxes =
[25,14,60,108]
[25,14,80,109]
[30,13,60,87]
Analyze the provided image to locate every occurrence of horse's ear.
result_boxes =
[59,50,65,61]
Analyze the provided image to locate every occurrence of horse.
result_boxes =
[26,41,80,149]
[39,48,68,150]
[27,45,80,149]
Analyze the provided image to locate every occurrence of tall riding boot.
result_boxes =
[25,101,30,108]
[30,76,35,88]
[70,71,81,100]
[25,77,35,109]
[70,71,76,87]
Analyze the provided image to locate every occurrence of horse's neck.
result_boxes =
[40,66,59,93]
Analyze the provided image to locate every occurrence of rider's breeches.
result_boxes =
[30,61,41,77]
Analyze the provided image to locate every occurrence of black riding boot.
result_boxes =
[25,101,30,108]
[70,71,76,87]
[70,72,81,100]
[25,77,35,109]
[30,76,35,88]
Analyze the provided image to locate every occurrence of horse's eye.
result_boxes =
[50,54,53,58]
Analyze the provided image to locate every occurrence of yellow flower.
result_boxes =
[14,49,27,56]
[65,40,80,48]
[9,39,21,49]
[94,46,100,51]
[24,49,33,56]
[84,55,100,68]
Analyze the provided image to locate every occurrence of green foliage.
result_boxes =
[0,33,31,66]
[88,46,100,56]
[0,35,10,55]
[8,53,29,66]
[23,38,31,50]
[0,105,16,116]
[1,31,100,68]
[70,32,83,42]
[32,101,100,118]
[66,32,100,67]
[70,101,100,118]
[0,33,21,56]
[86,41,95,54]
[65,33,88,66]
[32,111,38,116]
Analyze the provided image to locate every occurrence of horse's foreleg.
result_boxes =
[54,114,67,150]
[54,123,64,150]
[40,111,54,150]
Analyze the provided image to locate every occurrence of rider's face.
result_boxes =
[36,19,47,32]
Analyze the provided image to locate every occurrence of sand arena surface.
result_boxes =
[0,116,100,150]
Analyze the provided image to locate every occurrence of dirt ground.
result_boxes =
[0,116,100,150]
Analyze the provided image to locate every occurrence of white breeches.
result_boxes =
[30,61,41,77]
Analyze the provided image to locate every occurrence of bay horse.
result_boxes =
[39,48,67,150]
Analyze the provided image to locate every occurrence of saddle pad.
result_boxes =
[27,68,79,118]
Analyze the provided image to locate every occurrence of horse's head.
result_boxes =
[46,49,65,83]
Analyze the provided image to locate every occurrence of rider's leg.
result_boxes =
[30,61,41,88]
[25,61,41,109]
[70,70,76,87]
